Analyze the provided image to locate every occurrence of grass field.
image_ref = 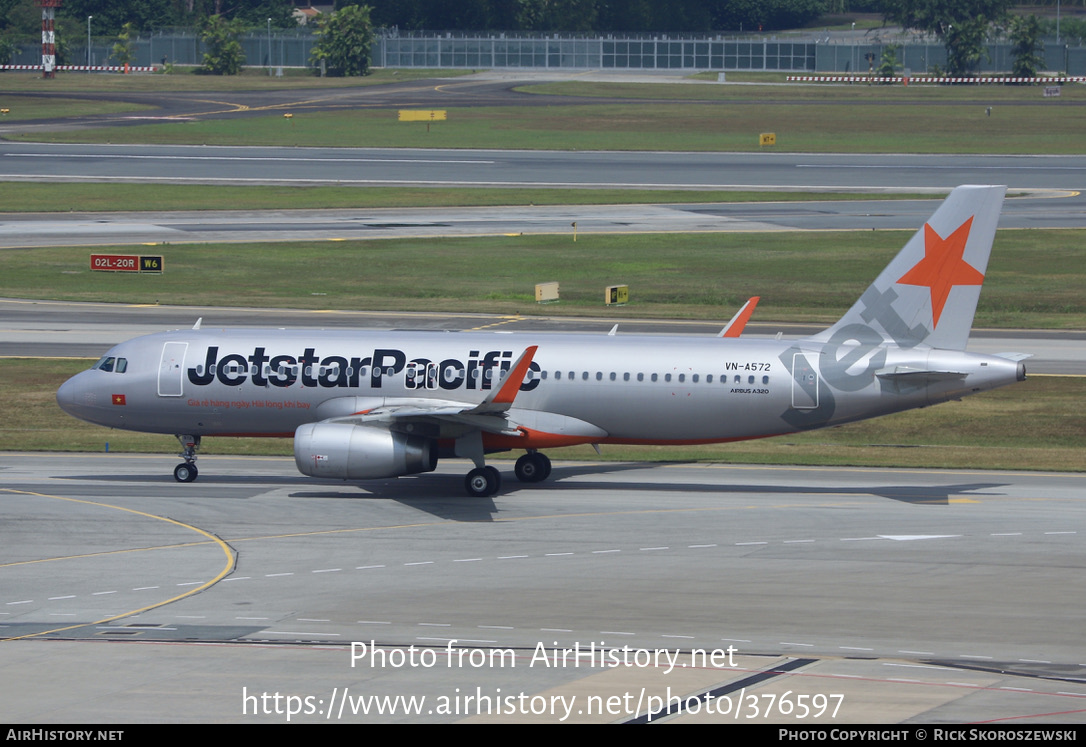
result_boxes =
[14,101,1083,153]
[0,68,469,93]
[6,73,1084,154]
[0,96,152,121]
[6,358,1081,472]
[3,229,1083,328]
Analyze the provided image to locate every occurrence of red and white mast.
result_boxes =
[39,0,62,79]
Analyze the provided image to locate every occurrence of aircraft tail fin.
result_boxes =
[812,185,1006,351]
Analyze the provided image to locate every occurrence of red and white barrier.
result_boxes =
[1,64,158,72]
[786,75,1086,84]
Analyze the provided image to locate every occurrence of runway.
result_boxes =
[4,141,1086,192]
[2,191,1086,249]
[1,454,1084,723]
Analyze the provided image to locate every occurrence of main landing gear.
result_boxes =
[462,451,552,497]
[515,451,551,483]
[173,434,201,483]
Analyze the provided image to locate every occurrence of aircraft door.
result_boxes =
[790,353,819,409]
[158,342,188,397]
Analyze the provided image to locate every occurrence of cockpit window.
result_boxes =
[92,356,128,373]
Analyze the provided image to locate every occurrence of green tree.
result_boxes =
[877,43,901,79]
[1008,15,1044,78]
[944,16,990,76]
[200,14,245,75]
[881,0,1012,75]
[310,4,374,77]
[111,21,135,67]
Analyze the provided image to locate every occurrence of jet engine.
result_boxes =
[294,422,437,479]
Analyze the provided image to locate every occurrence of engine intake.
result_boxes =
[294,423,437,479]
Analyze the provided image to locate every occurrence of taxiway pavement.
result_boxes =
[1,454,1084,723]
[0,456,1081,725]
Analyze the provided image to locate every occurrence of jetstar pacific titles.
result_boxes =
[187,346,541,392]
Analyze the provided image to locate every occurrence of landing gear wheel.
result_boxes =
[174,463,198,483]
[465,466,501,497]
[515,452,551,483]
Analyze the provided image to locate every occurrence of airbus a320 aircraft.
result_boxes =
[57,185,1027,497]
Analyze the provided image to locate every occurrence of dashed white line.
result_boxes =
[884,663,957,672]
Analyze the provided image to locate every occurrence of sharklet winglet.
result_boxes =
[719,296,760,338]
[467,345,538,415]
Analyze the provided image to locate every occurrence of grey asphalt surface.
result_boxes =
[2,193,1086,249]
[3,141,1086,192]
[2,455,1084,723]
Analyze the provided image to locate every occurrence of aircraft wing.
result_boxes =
[320,346,607,440]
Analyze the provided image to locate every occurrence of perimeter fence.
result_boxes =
[4,30,1084,76]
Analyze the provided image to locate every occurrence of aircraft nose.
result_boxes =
[56,373,88,418]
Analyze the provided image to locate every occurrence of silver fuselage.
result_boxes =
[57,327,1024,448]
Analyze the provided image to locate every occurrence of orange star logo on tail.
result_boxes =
[897,217,984,328]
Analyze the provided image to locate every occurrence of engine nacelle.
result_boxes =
[294,423,437,479]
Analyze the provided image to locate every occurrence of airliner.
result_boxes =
[57,185,1027,496]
